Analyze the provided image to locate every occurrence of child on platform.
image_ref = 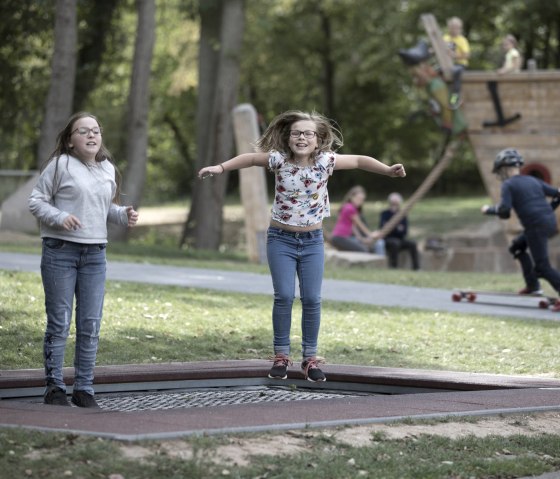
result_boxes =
[443,16,470,109]
[497,34,522,74]
[481,148,560,311]
[198,110,406,381]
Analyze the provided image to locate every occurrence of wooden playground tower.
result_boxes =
[423,13,560,233]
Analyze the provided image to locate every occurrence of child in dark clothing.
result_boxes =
[380,192,420,270]
[482,148,560,311]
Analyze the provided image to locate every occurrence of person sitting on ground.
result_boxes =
[379,192,420,270]
[331,185,385,255]
[442,16,470,109]
[497,34,521,74]
[481,148,560,311]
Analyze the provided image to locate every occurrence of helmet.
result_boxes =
[492,148,524,173]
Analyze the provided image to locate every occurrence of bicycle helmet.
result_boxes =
[492,148,524,173]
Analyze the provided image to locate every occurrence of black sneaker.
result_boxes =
[301,357,326,382]
[268,353,292,379]
[71,390,100,408]
[44,386,70,406]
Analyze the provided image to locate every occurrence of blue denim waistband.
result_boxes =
[268,227,323,239]
[43,237,106,249]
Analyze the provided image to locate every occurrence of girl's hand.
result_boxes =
[481,205,490,214]
[198,164,224,179]
[126,206,139,227]
[62,214,82,231]
[389,164,406,177]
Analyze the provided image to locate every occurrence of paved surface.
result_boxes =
[1,252,559,321]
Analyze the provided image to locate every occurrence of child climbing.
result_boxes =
[481,148,560,311]
[198,110,406,381]
[443,16,470,109]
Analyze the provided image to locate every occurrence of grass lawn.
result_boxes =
[2,195,560,478]
[2,269,559,375]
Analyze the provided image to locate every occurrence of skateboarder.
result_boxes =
[481,148,560,311]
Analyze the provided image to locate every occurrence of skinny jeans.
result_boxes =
[41,238,106,395]
[266,227,324,358]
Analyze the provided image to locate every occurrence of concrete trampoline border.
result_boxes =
[1,360,560,440]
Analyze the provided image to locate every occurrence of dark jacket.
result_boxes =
[485,175,559,229]
[380,209,408,239]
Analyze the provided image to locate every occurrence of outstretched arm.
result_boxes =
[334,154,406,178]
[198,152,269,179]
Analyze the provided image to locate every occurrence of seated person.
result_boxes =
[331,186,385,255]
[380,192,420,270]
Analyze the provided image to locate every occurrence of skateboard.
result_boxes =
[451,289,557,310]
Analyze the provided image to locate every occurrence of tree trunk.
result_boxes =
[319,7,335,118]
[73,0,121,111]
[36,0,77,167]
[181,0,245,250]
[111,0,156,241]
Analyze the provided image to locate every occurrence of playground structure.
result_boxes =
[387,14,560,272]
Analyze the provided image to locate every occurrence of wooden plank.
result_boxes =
[468,133,560,148]
[463,70,560,83]
[420,13,453,81]
[232,104,269,264]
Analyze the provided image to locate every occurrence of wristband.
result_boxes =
[219,164,225,173]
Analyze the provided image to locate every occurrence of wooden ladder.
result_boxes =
[420,13,453,81]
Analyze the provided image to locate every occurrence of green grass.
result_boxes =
[2,269,559,375]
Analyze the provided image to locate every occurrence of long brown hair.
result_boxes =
[255,110,343,159]
[340,185,366,213]
[42,112,122,203]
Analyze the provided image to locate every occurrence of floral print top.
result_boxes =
[268,150,336,227]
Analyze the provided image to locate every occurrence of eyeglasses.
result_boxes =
[290,130,317,139]
[71,127,103,137]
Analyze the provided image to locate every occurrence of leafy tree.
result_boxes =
[0,1,53,169]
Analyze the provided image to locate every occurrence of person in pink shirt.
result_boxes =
[331,186,385,255]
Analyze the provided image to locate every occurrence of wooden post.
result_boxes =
[232,103,269,263]
[420,13,453,81]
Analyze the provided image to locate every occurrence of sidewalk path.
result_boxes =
[1,252,557,321]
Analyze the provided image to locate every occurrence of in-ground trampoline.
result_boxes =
[1,360,560,440]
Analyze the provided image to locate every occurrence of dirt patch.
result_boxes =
[116,412,560,466]
[328,411,560,447]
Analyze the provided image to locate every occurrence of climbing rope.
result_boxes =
[377,137,464,239]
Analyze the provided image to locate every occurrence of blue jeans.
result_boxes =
[266,227,324,358]
[41,238,107,395]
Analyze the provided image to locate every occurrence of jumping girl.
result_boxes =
[29,112,138,407]
[198,110,406,381]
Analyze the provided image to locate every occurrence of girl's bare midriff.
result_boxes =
[270,219,323,232]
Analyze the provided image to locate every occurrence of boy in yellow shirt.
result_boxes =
[442,16,470,109]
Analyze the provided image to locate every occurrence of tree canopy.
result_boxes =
[1,0,559,202]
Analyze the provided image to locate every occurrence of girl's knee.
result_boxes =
[301,294,321,308]
[274,291,295,305]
